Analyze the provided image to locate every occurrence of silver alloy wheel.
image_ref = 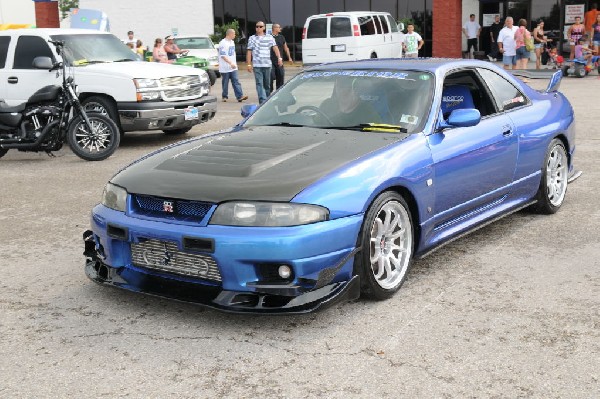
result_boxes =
[83,101,108,115]
[369,200,413,290]
[74,119,113,153]
[546,143,568,207]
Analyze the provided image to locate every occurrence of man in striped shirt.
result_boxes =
[247,21,283,103]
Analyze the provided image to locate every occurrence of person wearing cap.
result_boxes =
[246,21,282,104]
[164,36,188,61]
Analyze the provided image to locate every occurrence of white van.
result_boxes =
[302,11,403,66]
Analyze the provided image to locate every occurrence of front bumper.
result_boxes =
[117,96,217,132]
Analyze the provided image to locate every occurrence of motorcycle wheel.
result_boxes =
[67,113,120,161]
[0,148,7,159]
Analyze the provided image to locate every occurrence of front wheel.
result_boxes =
[530,138,568,214]
[207,69,217,86]
[0,148,7,159]
[67,113,120,161]
[355,192,414,300]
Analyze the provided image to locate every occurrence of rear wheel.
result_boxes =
[370,52,377,59]
[355,192,414,300]
[162,126,192,135]
[530,138,568,214]
[0,148,7,159]
[67,113,120,161]
[574,64,586,78]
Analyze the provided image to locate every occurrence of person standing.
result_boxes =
[585,3,598,39]
[488,15,502,61]
[592,13,600,55]
[402,23,424,58]
[497,17,518,70]
[533,20,551,69]
[246,21,282,104]
[567,16,586,60]
[270,24,293,93]
[218,29,248,103]
[514,18,531,70]
[124,30,137,49]
[462,14,481,58]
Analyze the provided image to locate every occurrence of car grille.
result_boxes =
[160,75,203,101]
[132,194,213,222]
[131,239,222,282]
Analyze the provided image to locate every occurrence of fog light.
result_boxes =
[148,121,159,129]
[278,265,292,279]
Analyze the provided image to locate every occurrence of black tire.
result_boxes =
[561,65,570,77]
[162,126,192,135]
[67,113,120,161]
[0,148,7,159]
[355,192,414,300]
[370,52,378,59]
[530,138,568,214]
[574,64,586,78]
[207,69,217,86]
[81,96,120,127]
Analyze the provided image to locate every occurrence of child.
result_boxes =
[574,37,594,67]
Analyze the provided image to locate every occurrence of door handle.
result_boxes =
[7,76,18,84]
[502,125,513,136]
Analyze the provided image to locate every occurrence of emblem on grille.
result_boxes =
[163,201,174,213]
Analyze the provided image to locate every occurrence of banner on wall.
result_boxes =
[482,14,500,27]
[565,4,585,24]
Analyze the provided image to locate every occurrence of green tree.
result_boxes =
[210,20,241,44]
[59,0,79,20]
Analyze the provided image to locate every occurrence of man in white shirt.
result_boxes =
[402,24,424,58]
[462,14,481,58]
[218,29,248,102]
[124,30,137,49]
[497,17,519,69]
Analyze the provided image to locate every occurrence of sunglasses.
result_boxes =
[256,25,264,28]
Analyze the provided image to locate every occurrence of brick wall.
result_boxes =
[432,0,462,58]
[35,1,59,28]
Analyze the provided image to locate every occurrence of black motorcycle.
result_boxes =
[0,40,119,161]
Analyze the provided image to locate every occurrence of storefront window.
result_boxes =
[214,0,223,26]
[247,0,270,33]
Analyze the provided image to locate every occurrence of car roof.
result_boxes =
[174,35,211,39]
[308,11,392,18]
[306,57,499,74]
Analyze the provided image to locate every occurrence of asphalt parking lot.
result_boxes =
[1,66,599,397]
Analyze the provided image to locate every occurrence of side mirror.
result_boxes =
[241,104,259,118]
[447,108,481,127]
[32,56,54,70]
[545,70,562,93]
[397,22,405,32]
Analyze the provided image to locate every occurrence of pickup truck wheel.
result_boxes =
[163,127,192,135]
[207,70,217,86]
[81,96,120,127]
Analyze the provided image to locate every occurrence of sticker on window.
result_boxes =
[400,114,419,125]
[502,96,525,107]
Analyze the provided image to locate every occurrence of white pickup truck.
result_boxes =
[0,29,217,135]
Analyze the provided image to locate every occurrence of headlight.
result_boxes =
[133,78,161,101]
[208,56,218,63]
[101,183,127,212]
[209,202,329,227]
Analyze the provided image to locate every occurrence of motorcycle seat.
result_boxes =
[0,101,26,113]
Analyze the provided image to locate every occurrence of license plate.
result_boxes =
[331,44,346,52]
[184,107,199,120]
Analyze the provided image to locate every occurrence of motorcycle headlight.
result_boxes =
[209,202,329,227]
[101,183,127,212]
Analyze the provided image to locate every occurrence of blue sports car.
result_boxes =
[84,59,576,313]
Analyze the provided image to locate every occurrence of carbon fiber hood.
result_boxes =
[112,126,406,203]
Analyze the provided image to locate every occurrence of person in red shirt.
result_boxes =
[585,3,599,38]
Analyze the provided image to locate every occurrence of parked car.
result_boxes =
[84,59,576,314]
[0,29,216,135]
[174,35,220,83]
[302,11,403,65]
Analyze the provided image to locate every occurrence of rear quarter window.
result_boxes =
[477,68,529,112]
[358,16,377,35]
[330,17,352,38]
[0,36,10,68]
[307,18,327,39]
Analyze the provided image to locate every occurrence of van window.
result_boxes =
[0,36,10,68]
[14,36,54,69]
[330,17,352,38]
[358,16,377,35]
[374,15,384,33]
[307,18,327,39]
[378,16,389,33]
[386,15,399,33]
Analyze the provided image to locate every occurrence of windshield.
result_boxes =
[50,34,138,65]
[174,37,214,49]
[245,69,434,133]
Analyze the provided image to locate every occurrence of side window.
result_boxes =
[358,16,377,36]
[14,36,54,69]
[307,18,327,39]
[386,15,399,33]
[477,68,529,112]
[330,17,352,38]
[378,16,389,33]
[0,36,10,68]
[373,15,383,34]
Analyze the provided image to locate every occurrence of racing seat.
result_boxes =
[441,85,475,119]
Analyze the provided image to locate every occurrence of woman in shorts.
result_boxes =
[514,18,531,69]
[533,19,551,69]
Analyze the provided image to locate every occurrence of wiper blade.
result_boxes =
[262,122,306,127]
[113,58,135,62]
[327,123,408,133]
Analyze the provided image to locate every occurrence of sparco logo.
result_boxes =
[443,95,464,102]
